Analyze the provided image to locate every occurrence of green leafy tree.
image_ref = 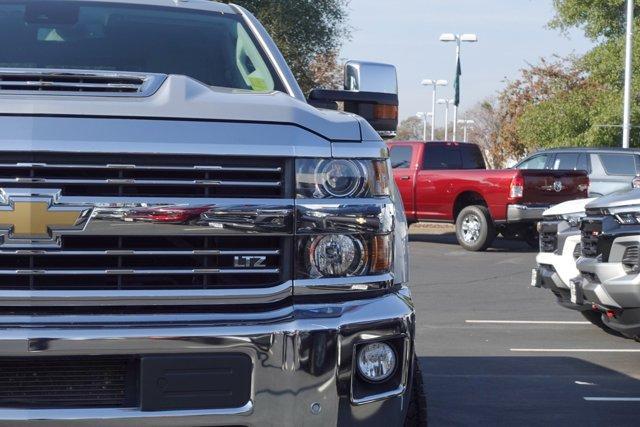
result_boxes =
[225,0,350,94]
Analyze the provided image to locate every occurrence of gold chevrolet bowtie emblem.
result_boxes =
[0,201,86,239]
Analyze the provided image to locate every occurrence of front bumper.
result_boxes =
[507,204,549,222]
[534,228,586,310]
[577,254,640,338]
[0,289,415,427]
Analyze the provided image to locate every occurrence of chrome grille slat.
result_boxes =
[0,249,279,256]
[6,178,281,187]
[7,163,282,173]
[6,268,279,275]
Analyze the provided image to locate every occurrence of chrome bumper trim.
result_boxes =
[507,204,549,222]
[0,281,293,307]
[0,290,415,426]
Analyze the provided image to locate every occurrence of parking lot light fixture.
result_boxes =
[421,79,448,140]
[457,119,475,142]
[416,112,428,141]
[437,98,454,140]
[440,32,478,141]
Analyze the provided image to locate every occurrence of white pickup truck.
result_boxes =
[0,1,425,425]
[532,198,603,327]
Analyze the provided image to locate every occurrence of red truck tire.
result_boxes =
[455,205,496,251]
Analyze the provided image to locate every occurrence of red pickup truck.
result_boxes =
[389,141,590,251]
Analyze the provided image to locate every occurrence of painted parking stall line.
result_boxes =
[510,348,640,353]
[584,397,640,402]
[466,320,591,325]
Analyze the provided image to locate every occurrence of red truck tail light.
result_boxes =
[509,174,524,199]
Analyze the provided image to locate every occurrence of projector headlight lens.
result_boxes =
[310,234,366,277]
[296,158,390,199]
[356,342,397,383]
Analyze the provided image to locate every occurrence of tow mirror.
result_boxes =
[308,60,399,139]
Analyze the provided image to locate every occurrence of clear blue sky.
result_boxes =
[341,0,594,121]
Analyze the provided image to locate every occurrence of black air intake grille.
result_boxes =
[539,231,557,253]
[581,219,602,258]
[0,356,137,408]
[0,152,286,198]
[0,70,164,96]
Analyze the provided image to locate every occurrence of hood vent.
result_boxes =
[0,69,166,97]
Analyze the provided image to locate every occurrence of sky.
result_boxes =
[341,0,595,121]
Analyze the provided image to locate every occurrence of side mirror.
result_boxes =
[308,60,399,139]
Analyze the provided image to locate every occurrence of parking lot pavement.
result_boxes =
[408,226,640,426]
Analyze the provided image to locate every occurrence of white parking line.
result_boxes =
[584,397,640,402]
[510,348,640,353]
[466,320,590,325]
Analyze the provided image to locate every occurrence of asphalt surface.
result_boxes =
[409,226,640,427]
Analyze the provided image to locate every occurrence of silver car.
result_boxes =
[516,148,640,197]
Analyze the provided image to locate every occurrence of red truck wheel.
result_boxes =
[455,205,495,251]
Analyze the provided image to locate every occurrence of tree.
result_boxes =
[550,0,639,40]
[465,98,502,168]
[494,56,590,160]
[394,116,424,141]
[227,0,351,94]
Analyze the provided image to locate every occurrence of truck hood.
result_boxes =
[586,188,640,210]
[0,74,363,142]
[543,198,595,217]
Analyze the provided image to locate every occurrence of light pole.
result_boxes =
[622,0,634,148]
[416,112,428,141]
[439,33,478,141]
[457,119,475,142]
[421,79,448,140]
[437,98,454,140]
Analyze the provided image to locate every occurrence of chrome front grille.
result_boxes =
[0,153,294,306]
[0,236,286,291]
[0,152,285,198]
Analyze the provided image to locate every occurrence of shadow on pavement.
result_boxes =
[409,231,536,253]
[420,356,640,427]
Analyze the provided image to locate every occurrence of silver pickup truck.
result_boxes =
[0,1,423,426]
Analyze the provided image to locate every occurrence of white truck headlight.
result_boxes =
[356,342,397,382]
[296,158,390,199]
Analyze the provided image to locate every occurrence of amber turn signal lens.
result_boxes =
[370,234,393,274]
[374,104,398,120]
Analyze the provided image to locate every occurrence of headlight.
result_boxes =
[296,234,392,279]
[296,159,390,199]
[561,214,583,228]
[614,212,640,225]
[356,342,397,382]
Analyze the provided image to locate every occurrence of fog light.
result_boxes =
[356,342,397,382]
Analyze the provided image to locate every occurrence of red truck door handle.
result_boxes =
[400,176,410,180]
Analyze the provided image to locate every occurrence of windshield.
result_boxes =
[0,1,284,92]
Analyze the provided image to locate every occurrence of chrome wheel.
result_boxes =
[461,214,481,244]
